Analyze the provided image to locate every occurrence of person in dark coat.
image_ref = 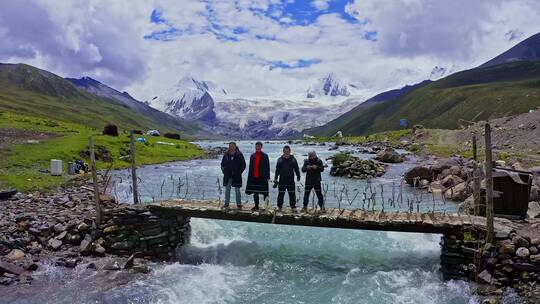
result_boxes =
[274,145,300,211]
[302,150,325,213]
[245,142,270,211]
[221,142,246,209]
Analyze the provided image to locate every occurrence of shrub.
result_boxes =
[102,124,119,136]
[331,152,350,166]
[164,133,181,140]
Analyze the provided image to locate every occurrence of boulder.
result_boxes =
[441,175,464,188]
[431,158,461,174]
[404,166,432,186]
[375,148,403,163]
[444,182,469,201]
[458,195,475,215]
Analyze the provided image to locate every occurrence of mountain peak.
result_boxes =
[480,32,540,68]
[306,73,351,98]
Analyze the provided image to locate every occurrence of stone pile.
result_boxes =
[330,156,387,179]
[404,157,474,201]
[99,206,190,259]
[441,227,540,300]
[0,183,191,286]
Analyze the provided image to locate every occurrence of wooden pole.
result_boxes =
[484,123,494,244]
[472,134,477,161]
[472,134,481,215]
[130,130,139,205]
[89,136,102,227]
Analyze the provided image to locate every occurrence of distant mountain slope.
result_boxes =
[305,80,432,136]
[480,33,540,68]
[66,76,200,134]
[308,60,540,136]
[0,63,200,135]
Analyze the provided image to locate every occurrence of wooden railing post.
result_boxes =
[130,130,139,205]
[89,136,102,227]
[484,123,494,244]
[472,134,481,216]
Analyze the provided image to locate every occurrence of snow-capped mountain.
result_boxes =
[306,73,352,98]
[147,74,366,139]
[149,77,227,123]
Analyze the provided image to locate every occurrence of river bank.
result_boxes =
[1,139,539,303]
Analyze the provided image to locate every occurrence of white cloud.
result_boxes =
[312,0,330,11]
[1,0,540,102]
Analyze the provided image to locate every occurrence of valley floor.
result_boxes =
[0,112,205,192]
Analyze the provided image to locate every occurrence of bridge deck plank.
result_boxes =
[148,200,510,234]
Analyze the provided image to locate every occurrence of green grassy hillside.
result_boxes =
[308,60,540,136]
[0,112,204,191]
[0,63,200,135]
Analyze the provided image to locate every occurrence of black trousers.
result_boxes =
[303,182,324,208]
[277,184,296,208]
[253,193,268,207]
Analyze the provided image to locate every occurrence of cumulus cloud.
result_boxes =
[312,0,330,11]
[1,0,540,101]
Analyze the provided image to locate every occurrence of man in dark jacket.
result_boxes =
[245,142,270,211]
[274,145,300,211]
[302,150,325,213]
[221,142,246,209]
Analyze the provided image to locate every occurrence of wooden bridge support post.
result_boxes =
[130,130,139,205]
[472,134,481,216]
[485,123,494,244]
[89,136,102,227]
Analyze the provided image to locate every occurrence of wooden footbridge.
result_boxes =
[148,200,513,235]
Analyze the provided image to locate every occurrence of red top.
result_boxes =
[253,151,261,178]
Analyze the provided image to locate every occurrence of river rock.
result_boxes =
[458,195,475,215]
[441,175,464,188]
[499,243,515,254]
[512,236,530,248]
[444,182,469,201]
[48,239,62,250]
[516,247,530,258]
[375,148,403,163]
[0,261,25,275]
[477,270,495,284]
[79,234,93,255]
[531,254,540,264]
[6,249,25,261]
[404,166,432,186]
[528,201,540,219]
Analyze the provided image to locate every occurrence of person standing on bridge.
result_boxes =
[302,150,325,213]
[274,145,300,212]
[221,142,246,210]
[245,142,270,211]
